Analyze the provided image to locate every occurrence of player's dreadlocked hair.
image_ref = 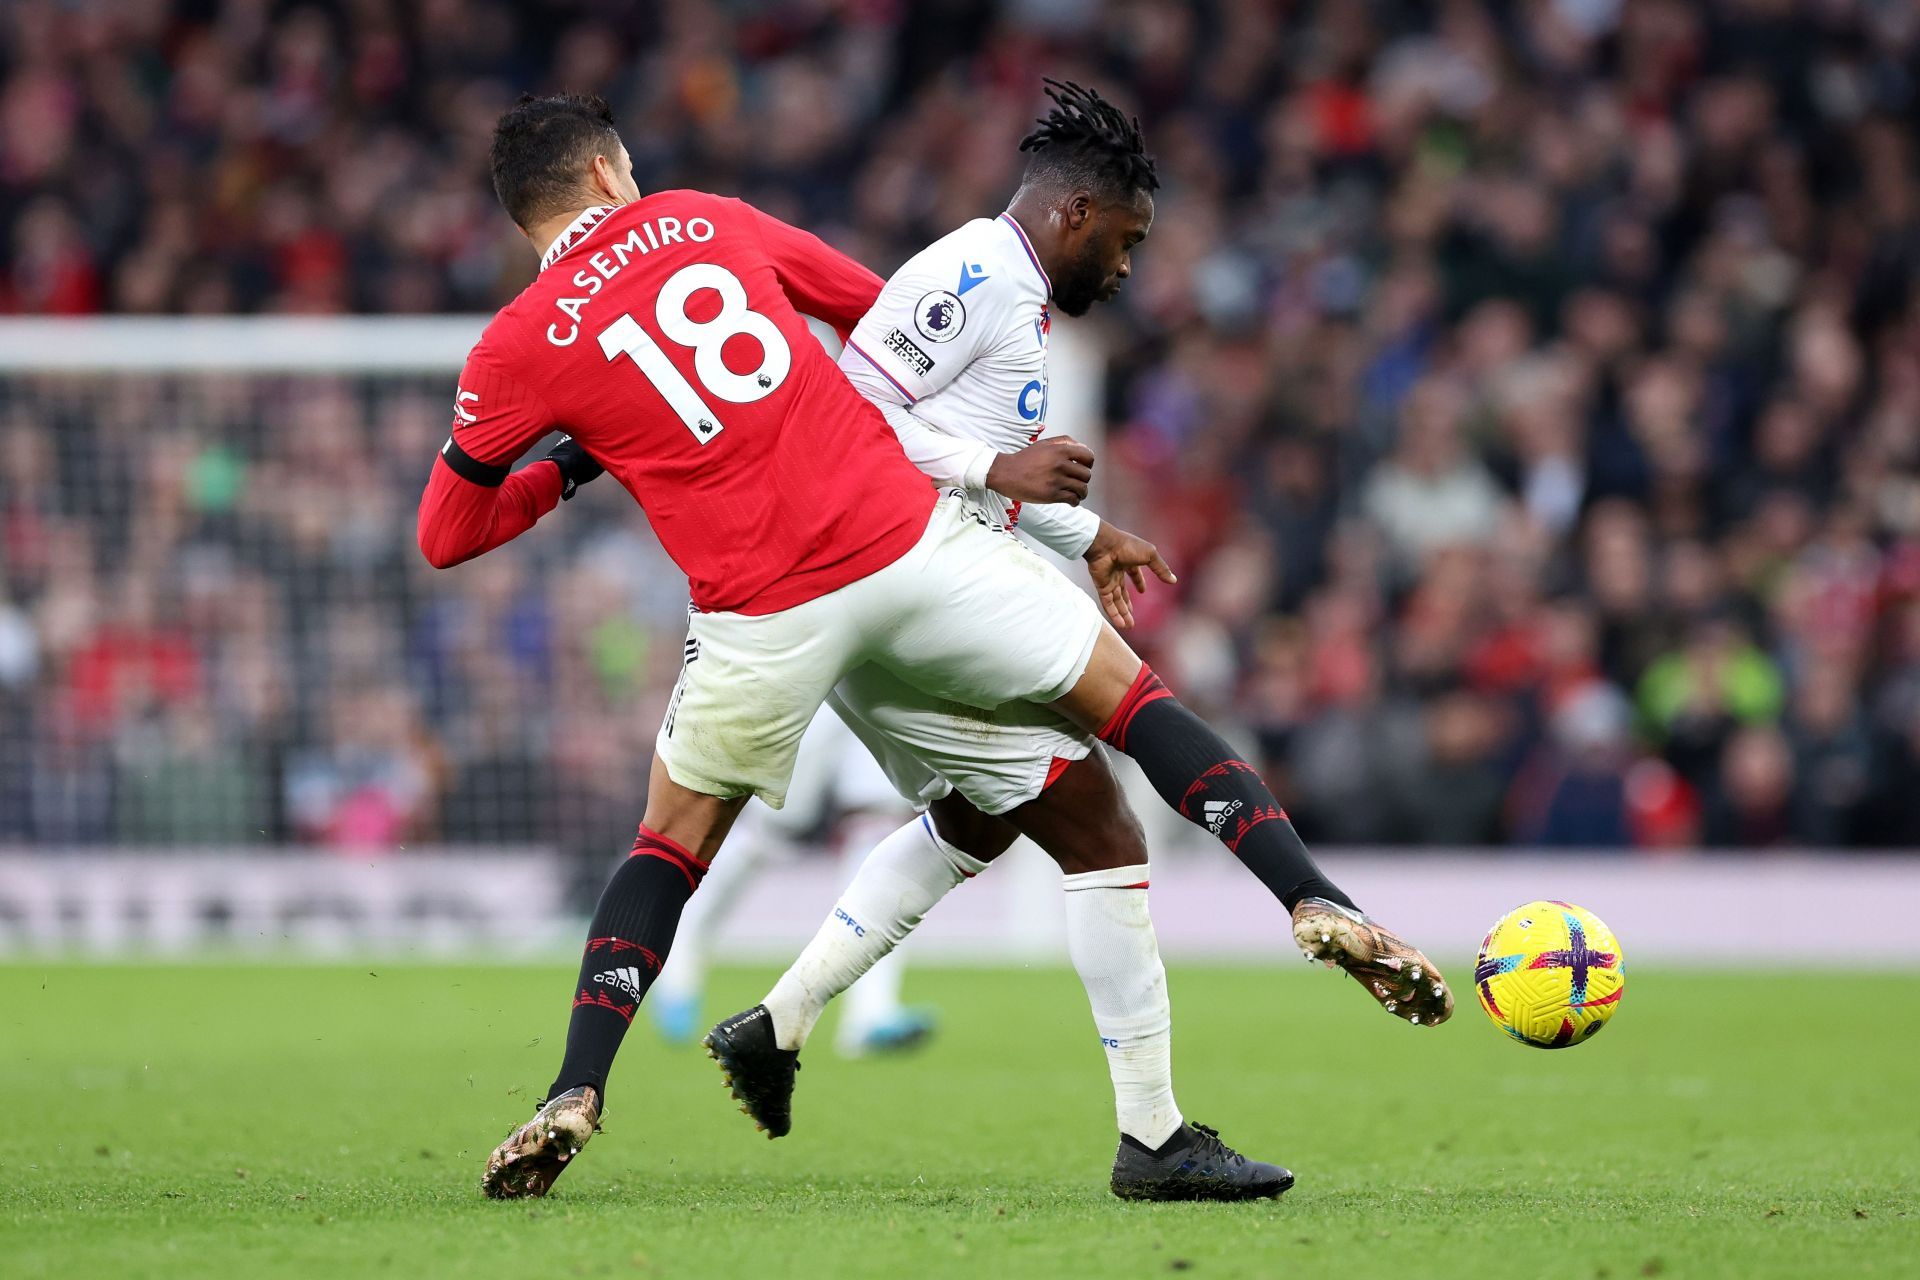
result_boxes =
[1018,78,1158,198]
[490,93,626,228]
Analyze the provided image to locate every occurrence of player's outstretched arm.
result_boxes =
[417,355,602,569]
[417,436,601,569]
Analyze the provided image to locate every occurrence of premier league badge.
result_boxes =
[914,289,965,343]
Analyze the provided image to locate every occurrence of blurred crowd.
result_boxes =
[4,0,1920,851]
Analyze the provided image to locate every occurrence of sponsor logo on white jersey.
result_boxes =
[1016,378,1047,422]
[956,261,991,296]
[1203,799,1242,836]
[882,326,935,376]
[594,967,647,1000]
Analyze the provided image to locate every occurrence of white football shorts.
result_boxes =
[654,492,1102,809]
[757,702,908,840]
[827,663,1095,815]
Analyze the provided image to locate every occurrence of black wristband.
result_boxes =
[439,435,509,487]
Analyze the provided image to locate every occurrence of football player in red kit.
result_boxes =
[424,94,1450,1201]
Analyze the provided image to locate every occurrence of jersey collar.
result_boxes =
[998,213,1052,298]
[539,205,617,272]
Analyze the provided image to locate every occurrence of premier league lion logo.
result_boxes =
[914,289,965,343]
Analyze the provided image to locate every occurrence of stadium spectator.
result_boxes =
[1361,378,1507,579]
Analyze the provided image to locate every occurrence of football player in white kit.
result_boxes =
[704,83,1452,1201]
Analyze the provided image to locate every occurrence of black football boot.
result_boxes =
[1110,1122,1294,1202]
[704,1005,801,1138]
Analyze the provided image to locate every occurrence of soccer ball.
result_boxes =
[1473,901,1624,1048]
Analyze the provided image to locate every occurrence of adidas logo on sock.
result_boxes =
[594,967,647,1000]
[1202,799,1242,836]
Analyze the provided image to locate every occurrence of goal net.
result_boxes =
[0,317,679,862]
[0,315,1109,954]
[0,316,1104,854]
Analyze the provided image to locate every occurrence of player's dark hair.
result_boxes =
[1018,78,1158,199]
[490,93,625,228]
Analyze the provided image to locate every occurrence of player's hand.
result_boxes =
[546,436,604,501]
[1084,520,1177,630]
[985,437,1095,505]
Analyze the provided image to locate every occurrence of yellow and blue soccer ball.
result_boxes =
[1474,901,1624,1048]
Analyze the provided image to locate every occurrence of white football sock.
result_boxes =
[1063,863,1183,1149]
[835,812,915,1049]
[763,815,987,1051]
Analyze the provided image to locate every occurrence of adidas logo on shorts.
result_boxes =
[594,967,647,1000]
[1202,799,1242,836]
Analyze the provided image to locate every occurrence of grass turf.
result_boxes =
[3,962,1914,1278]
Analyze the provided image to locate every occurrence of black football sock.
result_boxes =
[547,826,708,1104]
[1097,664,1356,914]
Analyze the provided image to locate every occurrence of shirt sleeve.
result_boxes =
[867,397,996,492]
[743,202,883,341]
[416,352,567,569]
[836,240,1012,489]
[838,243,1009,406]
[1016,500,1101,559]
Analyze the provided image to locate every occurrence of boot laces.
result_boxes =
[1187,1123,1247,1168]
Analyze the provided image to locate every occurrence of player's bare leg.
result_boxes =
[1051,626,1453,1027]
[483,759,746,1199]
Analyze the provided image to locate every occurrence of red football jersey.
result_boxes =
[417,192,937,614]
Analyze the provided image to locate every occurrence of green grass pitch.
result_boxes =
[4,962,1914,1278]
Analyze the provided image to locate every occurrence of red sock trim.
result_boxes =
[630,824,710,892]
[1121,880,1150,889]
[1095,663,1174,752]
[630,823,707,866]
[1178,758,1262,818]
[1224,804,1289,854]
[571,989,637,1024]
[585,937,663,971]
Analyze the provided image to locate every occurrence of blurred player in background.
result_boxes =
[647,712,933,1057]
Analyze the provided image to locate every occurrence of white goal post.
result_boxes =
[0,316,483,372]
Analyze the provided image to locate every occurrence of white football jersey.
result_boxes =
[840,213,1099,557]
